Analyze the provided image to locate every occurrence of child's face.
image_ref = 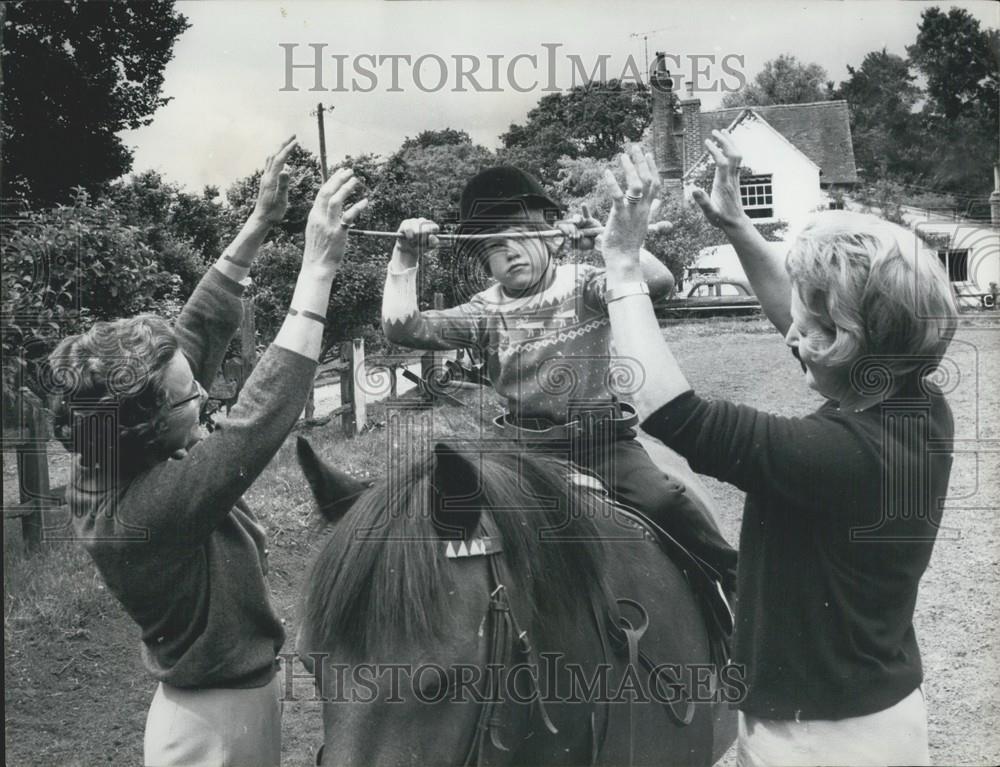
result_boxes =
[484,210,558,293]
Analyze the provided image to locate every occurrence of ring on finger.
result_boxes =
[625,193,642,205]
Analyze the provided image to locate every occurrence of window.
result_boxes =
[740,174,773,219]
[718,283,747,296]
[938,249,969,282]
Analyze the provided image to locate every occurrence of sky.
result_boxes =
[119,0,1000,194]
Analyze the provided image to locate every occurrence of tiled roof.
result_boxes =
[697,100,858,184]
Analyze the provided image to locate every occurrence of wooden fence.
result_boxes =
[3,388,64,554]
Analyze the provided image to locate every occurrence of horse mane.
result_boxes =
[303,450,611,659]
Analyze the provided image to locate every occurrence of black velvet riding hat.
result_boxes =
[458,166,563,228]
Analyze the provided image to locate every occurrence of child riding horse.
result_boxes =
[381,165,738,592]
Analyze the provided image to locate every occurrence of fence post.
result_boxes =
[351,338,366,435]
[421,292,445,401]
[240,297,257,383]
[339,341,355,437]
[15,389,47,553]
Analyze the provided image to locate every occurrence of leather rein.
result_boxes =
[451,513,701,767]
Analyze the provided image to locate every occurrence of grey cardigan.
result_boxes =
[70,268,316,689]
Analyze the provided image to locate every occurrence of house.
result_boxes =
[649,52,998,306]
[649,51,858,228]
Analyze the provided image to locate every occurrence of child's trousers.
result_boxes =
[577,433,739,591]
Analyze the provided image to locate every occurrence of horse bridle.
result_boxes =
[449,516,698,767]
[452,525,559,767]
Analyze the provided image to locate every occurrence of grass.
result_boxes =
[4,315,999,766]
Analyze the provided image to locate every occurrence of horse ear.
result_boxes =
[432,442,484,540]
[296,436,370,524]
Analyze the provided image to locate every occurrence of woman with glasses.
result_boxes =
[47,137,368,766]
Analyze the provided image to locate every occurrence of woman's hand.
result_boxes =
[691,129,751,231]
[391,218,440,270]
[601,146,661,280]
[302,167,369,277]
[252,136,297,225]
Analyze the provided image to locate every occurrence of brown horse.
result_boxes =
[296,437,737,766]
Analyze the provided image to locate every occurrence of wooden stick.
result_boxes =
[347,221,672,242]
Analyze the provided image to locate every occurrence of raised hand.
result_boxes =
[303,168,369,277]
[600,146,661,278]
[691,129,749,230]
[253,135,297,224]
[391,218,440,269]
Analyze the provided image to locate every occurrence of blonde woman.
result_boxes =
[48,138,368,766]
[598,136,956,767]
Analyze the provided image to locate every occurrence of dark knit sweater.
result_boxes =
[70,268,317,689]
[642,379,953,720]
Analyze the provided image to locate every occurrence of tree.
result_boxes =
[107,172,225,294]
[400,128,475,151]
[833,50,923,181]
[721,54,830,108]
[1,1,190,205]
[907,6,999,122]
[499,81,650,185]
[1,190,185,405]
[907,6,999,195]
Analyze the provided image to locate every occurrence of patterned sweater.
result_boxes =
[69,268,317,689]
[383,262,653,424]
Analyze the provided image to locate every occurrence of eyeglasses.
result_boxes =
[169,380,208,410]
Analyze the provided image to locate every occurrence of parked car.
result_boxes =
[654,277,761,319]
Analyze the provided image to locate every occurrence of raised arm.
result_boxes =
[600,147,693,416]
[691,130,792,335]
[174,136,298,386]
[381,217,486,350]
[558,203,675,300]
[126,168,370,544]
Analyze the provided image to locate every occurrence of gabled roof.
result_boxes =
[695,100,858,185]
[685,109,819,179]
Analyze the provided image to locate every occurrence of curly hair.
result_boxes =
[45,315,180,470]
[785,211,958,384]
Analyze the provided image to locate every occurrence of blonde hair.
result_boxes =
[785,211,957,385]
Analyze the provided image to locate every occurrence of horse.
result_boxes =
[296,435,737,767]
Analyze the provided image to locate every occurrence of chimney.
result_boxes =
[679,93,702,176]
[991,163,1000,226]
[650,52,683,203]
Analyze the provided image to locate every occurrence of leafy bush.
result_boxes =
[1,190,182,406]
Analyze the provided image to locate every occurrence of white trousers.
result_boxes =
[737,687,930,767]
[144,675,282,767]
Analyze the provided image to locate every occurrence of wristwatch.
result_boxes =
[605,281,650,304]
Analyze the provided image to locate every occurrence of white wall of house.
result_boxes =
[695,220,999,309]
[724,114,824,228]
[908,221,1000,305]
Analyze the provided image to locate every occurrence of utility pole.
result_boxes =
[304,103,335,422]
[314,102,333,180]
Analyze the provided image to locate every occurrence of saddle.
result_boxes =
[491,409,735,668]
